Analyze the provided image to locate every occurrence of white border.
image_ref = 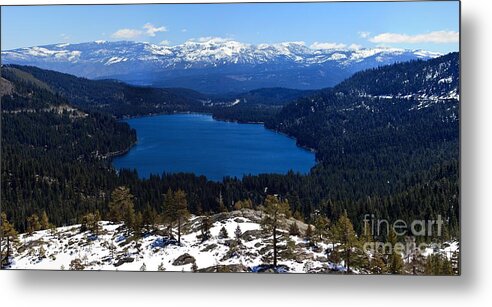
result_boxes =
[2,0,492,306]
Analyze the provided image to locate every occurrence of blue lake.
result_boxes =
[112,113,316,181]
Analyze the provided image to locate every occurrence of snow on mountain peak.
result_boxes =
[2,40,440,68]
[1,40,443,90]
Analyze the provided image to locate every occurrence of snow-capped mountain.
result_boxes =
[2,39,441,93]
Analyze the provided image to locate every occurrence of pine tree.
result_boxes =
[370,251,387,274]
[139,263,147,271]
[1,212,18,268]
[219,226,229,239]
[234,224,242,244]
[40,211,50,230]
[331,211,358,273]
[441,257,453,275]
[233,201,242,211]
[389,252,404,274]
[284,237,296,260]
[142,204,158,232]
[313,213,330,243]
[94,210,102,235]
[260,195,291,267]
[387,230,403,274]
[108,186,135,229]
[162,188,176,238]
[289,222,300,236]
[26,213,41,235]
[122,200,136,234]
[174,189,190,245]
[163,189,190,245]
[38,245,46,259]
[80,211,101,235]
[200,214,212,242]
[133,211,144,236]
[305,224,314,243]
[217,191,227,212]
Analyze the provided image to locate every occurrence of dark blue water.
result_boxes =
[112,114,315,181]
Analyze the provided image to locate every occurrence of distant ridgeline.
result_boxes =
[0,53,459,241]
[1,40,441,93]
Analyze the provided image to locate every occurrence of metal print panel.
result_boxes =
[0,1,460,274]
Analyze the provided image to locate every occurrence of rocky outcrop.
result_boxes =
[172,253,195,266]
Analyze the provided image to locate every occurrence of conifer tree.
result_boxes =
[123,201,136,234]
[140,263,147,271]
[217,191,227,212]
[387,230,403,274]
[305,224,314,243]
[163,189,190,245]
[200,214,212,242]
[1,212,18,268]
[40,211,50,230]
[370,251,387,274]
[288,222,300,236]
[284,237,296,260]
[26,213,41,235]
[233,201,242,211]
[313,213,330,243]
[331,211,358,273]
[389,252,404,274]
[133,211,144,236]
[108,186,135,227]
[441,257,453,275]
[174,189,190,245]
[142,204,158,232]
[219,226,229,239]
[260,195,291,267]
[162,188,176,238]
[80,212,101,235]
[234,224,242,244]
[94,210,102,235]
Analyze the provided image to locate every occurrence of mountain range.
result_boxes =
[2,39,441,94]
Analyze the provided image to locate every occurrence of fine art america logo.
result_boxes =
[361,214,445,256]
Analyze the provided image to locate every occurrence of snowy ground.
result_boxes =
[3,210,459,273]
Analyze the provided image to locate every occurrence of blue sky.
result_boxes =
[1,1,459,53]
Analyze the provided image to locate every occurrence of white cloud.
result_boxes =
[159,40,171,46]
[181,28,188,33]
[358,31,371,39]
[143,23,167,37]
[310,42,347,50]
[369,31,459,44]
[112,28,143,39]
[112,23,167,39]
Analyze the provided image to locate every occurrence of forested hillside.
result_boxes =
[6,65,207,118]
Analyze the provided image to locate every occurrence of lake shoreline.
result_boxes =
[112,113,317,181]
